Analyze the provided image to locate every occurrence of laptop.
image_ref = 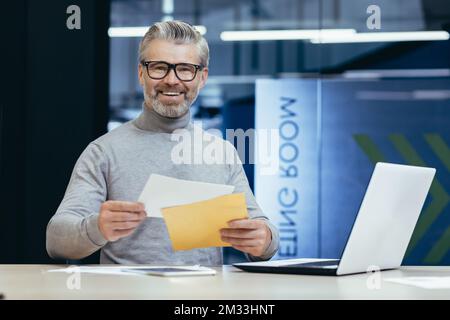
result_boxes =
[234,162,436,276]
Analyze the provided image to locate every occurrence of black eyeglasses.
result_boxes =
[141,60,204,82]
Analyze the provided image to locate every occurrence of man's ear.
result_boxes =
[138,63,144,86]
[198,67,208,90]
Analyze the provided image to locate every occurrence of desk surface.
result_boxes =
[0,265,449,299]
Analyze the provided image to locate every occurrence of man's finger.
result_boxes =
[111,220,142,231]
[113,228,136,238]
[104,201,145,212]
[220,228,261,239]
[138,211,148,219]
[107,211,146,222]
[221,236,261,247]
[227,218,265,229]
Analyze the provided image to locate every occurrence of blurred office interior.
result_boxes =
[1,0,449,265]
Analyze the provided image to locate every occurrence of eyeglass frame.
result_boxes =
[140,60,204,82]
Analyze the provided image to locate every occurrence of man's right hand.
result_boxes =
[98,201,147,242]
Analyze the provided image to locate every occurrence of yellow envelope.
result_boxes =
[161,193,249,251]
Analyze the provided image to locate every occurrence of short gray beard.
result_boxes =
[151,96,190,118]
[143,86,199,118]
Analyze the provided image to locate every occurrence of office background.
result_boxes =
[0,0,449,265]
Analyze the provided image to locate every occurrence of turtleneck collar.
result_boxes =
[133,102,191,133]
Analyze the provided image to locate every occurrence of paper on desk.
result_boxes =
[138,174,235,218]
[162,193,249,251]
[46,265,209,276]
[384,277,450,289]
[47,266,149,276]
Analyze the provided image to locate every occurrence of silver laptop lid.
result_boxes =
[337,162,436,275]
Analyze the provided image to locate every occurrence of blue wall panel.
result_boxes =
[255,78,450,265]
[321,78,450,265]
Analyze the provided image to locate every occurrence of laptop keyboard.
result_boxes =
[283,259,340,268]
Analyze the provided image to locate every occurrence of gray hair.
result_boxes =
[138,20,209,67]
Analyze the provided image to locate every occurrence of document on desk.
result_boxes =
[121,266,216,277]
[47,266,154,276]
[47,265,215,277]
[138,174,235,218]
[385,277,450,289]
[162,193,249,251]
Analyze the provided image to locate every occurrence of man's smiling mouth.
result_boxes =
[159,91,184,96]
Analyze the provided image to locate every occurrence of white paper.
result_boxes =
[47,266,152,276]
[46,265,212,276]
[121,266,217,277]
[385,277,450,289]
[138,174,235,218]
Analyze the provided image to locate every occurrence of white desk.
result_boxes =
[0,265,449,299]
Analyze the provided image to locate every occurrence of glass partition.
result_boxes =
[109,0,450,265]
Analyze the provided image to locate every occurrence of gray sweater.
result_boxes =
[46,105,279,265]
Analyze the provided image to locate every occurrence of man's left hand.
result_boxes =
[220,218,272,257]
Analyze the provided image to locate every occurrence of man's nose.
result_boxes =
[163,68,180,85]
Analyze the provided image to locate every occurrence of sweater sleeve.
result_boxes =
[226,142,279,261]
[46,143,109,260]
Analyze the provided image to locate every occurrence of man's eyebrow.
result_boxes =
[145,59,202,65]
